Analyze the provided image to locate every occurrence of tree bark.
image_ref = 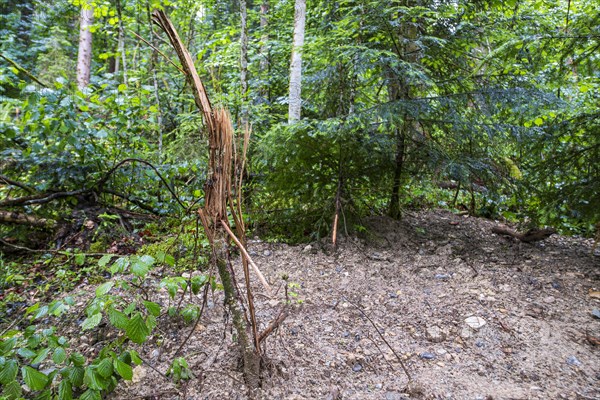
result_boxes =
[239,0,249,128]
[258,0,269,103]
[76,5,94,89]
[288,0,306,123]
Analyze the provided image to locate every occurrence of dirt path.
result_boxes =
[111,210,600,399]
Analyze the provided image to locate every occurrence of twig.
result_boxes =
[128,29,186,75]
[220,220,272,296]
[0,53,48,87]
[258,306,289,343]
[343,296,412,381]
[129,390,180,400]
[0,174,35,193]
[174,281,210,356]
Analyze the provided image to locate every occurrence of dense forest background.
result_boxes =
[0,0,599,398]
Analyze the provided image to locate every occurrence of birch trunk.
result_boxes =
[288,0,306,123]
[240,0,249,128]
[76,5,94,89]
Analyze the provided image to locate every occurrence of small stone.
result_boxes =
[426,326,447,343]
[342,331,350,338]
[434,273,452,280]
[566,356,582,366]
[384,391,403,400]
[263,250,272,257]
[291,327,299,336]
[150,349,160,359]
[352,363,363,372]
[375,383,383,390]
[543,296,556,304]
[302,244,313,253]
[465,316,487,330]
[459,327,472,339]
[419,352,436,360]
[551,281,562,290]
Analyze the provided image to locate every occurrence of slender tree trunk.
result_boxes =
[147,1,163,159]
[259,0,269,103]
[239,0,249,128]
[288,0,306,123]
[76,5,94,89]
[115,0,127,81]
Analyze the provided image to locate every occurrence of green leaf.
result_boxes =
[128,350,142,365]
[79,389,101,400]
[31,347,51,364]
[138,255,155,268]
[81,313,102,331]
[117,84,127,92]
[131,261,149,278]
[53,347,67,364]
[58,379,73,400]
[67,365,85,386]
[96,358,113,378]
[143,301,161,317]
[34,305,49,320]
[22,366,49,391]
[84,368,107,391]
[107,308,129,330]
[113,358,133,380]
[111,257,129,274]
[17,347,36,358]
[95,281,114,297]
[70,353,86,367]
[0,337,18,354]
[75,253,86,266]
[534,117,544,126]
[98,254,114,268]
[191,275,208,294]
[125,313,150,344]
[2,380,22,399]
[0,359,18,384]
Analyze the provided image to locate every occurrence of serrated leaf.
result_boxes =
[138,254,155,267]
[98,254,113,268]
[95,282,114,297]
[58,379,72,400]
[2,380,22,399]
[22,366,49,391]
[84,368,107,391]
[111,257,129,274]
[34,305,49,320]
[125,313,150,344]
[96,358,113,378]
[0,358,18,384]
[70,352,86,367]
[143,301,161,317]
[0,337,18,354]
[17,347,36,358]
[107,308,129,330]
[79,388,101,400]
[81,313,102,331]
[31,347,51,364]
[67,366,85,386]
[113,358,133,380]
[191,275,208,294]
[131,261,149,278]
[53,347,67,364]
[129,350,142,365]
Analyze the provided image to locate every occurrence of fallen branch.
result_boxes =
[258,306,289,343]
[491,226,556,243]
[220,220,272,296]
[343,296,412,381]
[0,210,57,228]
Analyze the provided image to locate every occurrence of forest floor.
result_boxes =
[87,210,597,399]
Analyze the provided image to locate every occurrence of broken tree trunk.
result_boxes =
[492,226,557,243]
[152,10,263,388]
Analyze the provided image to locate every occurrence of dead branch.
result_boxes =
[0,189,89,207]
[0,210,57,228]
[220,220,272,296]
[0,174,35,193]
[492,226,556,243]
[258,306,289,343]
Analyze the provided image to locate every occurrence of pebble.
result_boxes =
[263,250,272,257]
[543,296,556,304]
[434,273,452,280]
[375,383,383,390]
[426,326,447,343]
[384,392,404,400]
[419,352,436,360]
[150,349,160,359]
[302,244,313,253]
[567,356,582,366]
[352,363,363,372]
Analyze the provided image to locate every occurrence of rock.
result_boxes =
[426,326,447,343]
[352,363,363,372]
[419,352,436,360]
[436,244,452,256]
[384,391,404,400]
[592,309,600,319]
[263,250,272,257]
[434,273,452,280]
[566,356,582,366]
[459,327,472,339]
[543,296,556,304]
[302,244,313,253]
[465,316,487,330]
[150,349,160,359]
